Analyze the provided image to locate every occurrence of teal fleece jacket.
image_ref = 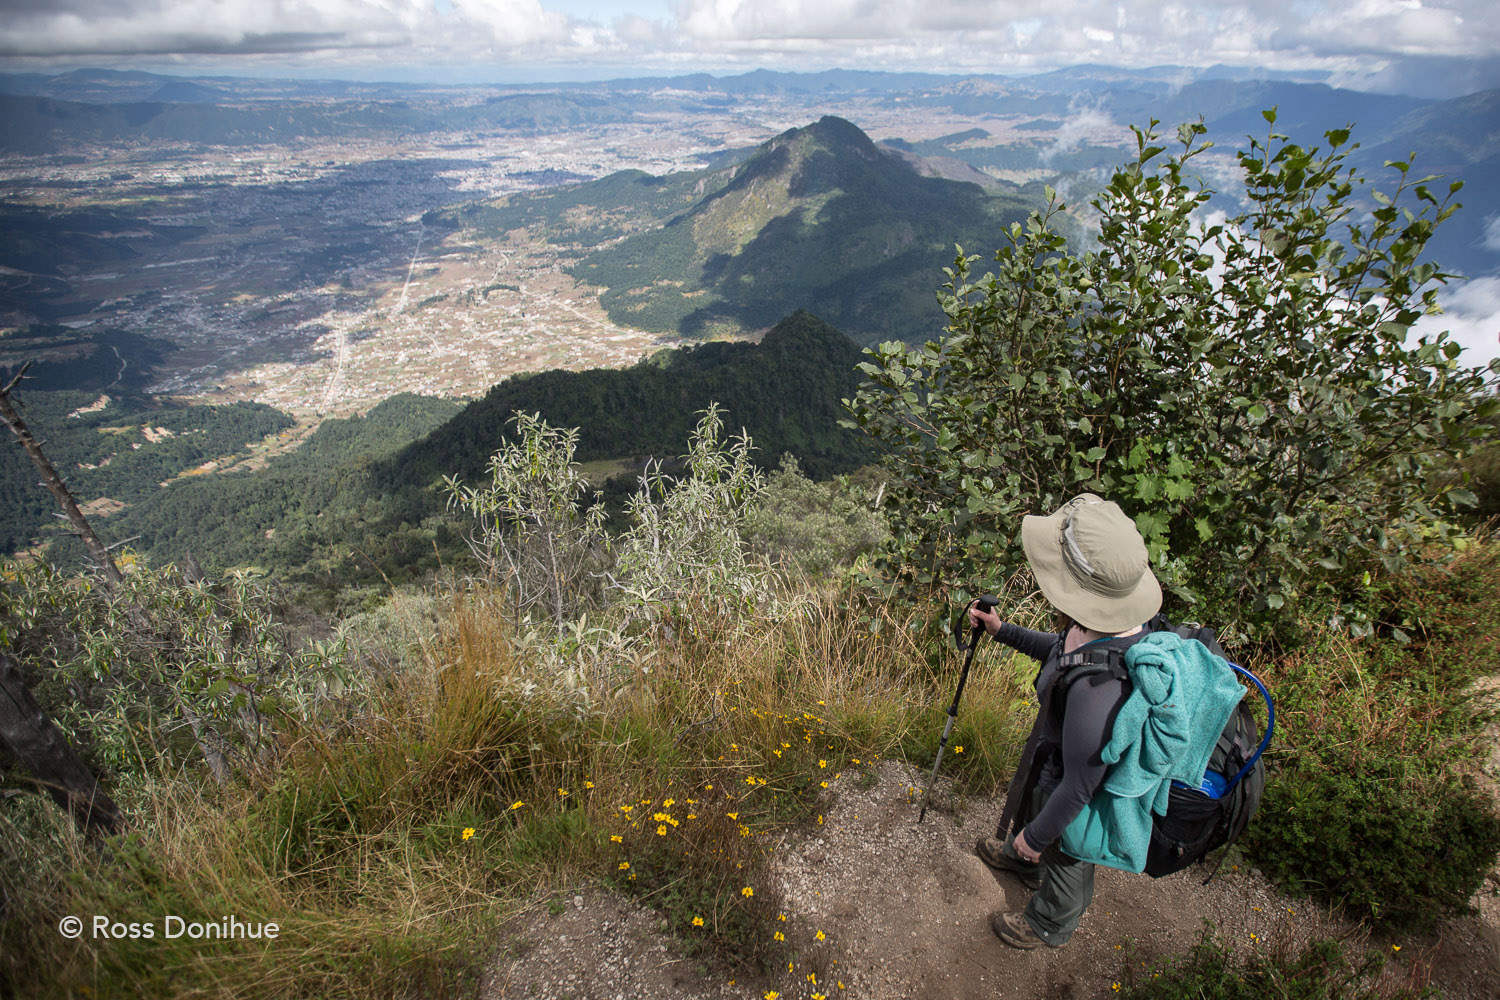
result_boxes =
[1059,630,1245,873]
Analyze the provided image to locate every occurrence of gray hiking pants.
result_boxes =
[1002,786,1096,946]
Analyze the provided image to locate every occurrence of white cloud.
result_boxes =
[0,0,1496,82]
[1410,275,1500,367]
[1483,214,1500,253]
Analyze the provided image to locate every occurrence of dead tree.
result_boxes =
[0,364,126,835]
[0,363,124,585]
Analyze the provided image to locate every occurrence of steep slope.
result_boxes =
[570,116,1035,342]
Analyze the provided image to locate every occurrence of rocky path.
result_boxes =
[481,762,1499,1000]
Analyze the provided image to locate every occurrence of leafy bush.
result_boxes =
[844,111,1498,620]
[0,558,353,792]
[744,455,889,578]
[1246,761,1500,928]
[1238,542,1500,927]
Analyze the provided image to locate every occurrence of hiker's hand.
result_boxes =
[968,601,1003,637]
[1013,829,1042,864]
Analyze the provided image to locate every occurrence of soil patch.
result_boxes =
[482,761,1499,999]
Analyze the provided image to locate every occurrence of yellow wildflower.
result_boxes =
[510,801,525,810]
[557,788,569,797]
[815,929,826,941]
[461,827,476,841]
[819,760,828,768]
[954,746,964,754]
[618,862,630,870]
[741,886,754,897]
[692,916,704,927]
[774,931,785,941]
[610,835,622,843]
[657,824,667,836]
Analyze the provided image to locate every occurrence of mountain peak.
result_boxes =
[765,115,882,161]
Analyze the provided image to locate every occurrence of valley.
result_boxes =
[0,79,1142,425]
[2,66,1496,569]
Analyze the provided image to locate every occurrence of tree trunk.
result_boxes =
[0,651,125,837]
[0,365,124,585]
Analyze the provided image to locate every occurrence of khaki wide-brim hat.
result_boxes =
[1020,493,1162,633]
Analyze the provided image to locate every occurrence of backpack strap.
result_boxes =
[1051,644,1130,718]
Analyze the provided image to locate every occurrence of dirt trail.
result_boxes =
[482,762,1500,1000]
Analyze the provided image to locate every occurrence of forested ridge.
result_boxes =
[384,308,873,489]
[7,311,873,599]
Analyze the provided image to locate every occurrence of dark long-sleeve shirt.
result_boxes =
[993,622,1142,850]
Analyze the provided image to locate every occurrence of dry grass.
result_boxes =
[2,576,1042,999]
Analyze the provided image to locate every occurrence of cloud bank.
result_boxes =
[1,0,1497,94]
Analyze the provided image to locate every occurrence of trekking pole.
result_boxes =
[918,595,998,823]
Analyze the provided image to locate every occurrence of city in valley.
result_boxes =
[0,78,1141,438]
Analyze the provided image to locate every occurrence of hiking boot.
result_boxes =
[974,835,1043,890]
[990,909,1048,950]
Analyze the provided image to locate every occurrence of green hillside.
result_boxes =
[444,117,1036,344]
[0,386,295,554]
[16,312,867,591]
[576,117,1034,342]
[98,394,464,586]
[382,309,873,491]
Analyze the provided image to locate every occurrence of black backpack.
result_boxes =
[1056,617,1273,879]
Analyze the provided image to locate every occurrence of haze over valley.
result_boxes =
[2,63,1498,568]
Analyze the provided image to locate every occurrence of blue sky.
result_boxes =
[1,1,1497,97]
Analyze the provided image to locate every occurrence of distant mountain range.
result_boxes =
[4,66,1493,282]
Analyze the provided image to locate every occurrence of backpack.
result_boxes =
[1055,617,1273,879]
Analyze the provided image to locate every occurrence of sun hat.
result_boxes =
[1019,493,1162,634]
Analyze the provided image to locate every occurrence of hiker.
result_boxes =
[967,493,1161,950]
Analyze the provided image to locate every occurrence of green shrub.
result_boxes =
[1245,761,1500,927]
[743,455,888,578]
